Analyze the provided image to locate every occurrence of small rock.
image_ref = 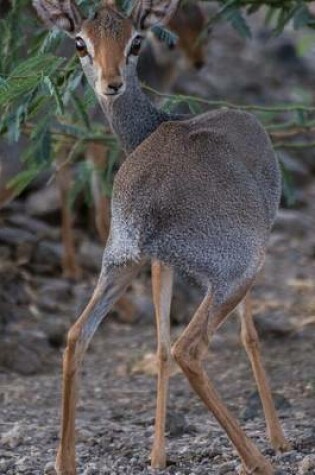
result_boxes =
[25,184,60,216]
[0,334,53,375]
[77,428,94,443]
[241,390,291,421]
[276,450,298,463]
[82,463,99,474]
[219,461,236,474]
[295,428,315,450]
[15,456,30,472]
[44,461,57,475]
[274,210,309,235]
[0,457,12,471]
[0,245,11,261]
[46,321,67,349]
[0,423,24,449]
[7,214,60,240]
[278,152,311,188]
[32,241,63,271]
[166,411,188,437]
[298,455,315,474]
[0,227,37,245]
[79,240,103,272]
[254,313,295,339]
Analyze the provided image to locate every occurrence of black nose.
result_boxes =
[107,82,123,93]
[194,60,205,70]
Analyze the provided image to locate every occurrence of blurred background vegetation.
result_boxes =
[1,0,315,201]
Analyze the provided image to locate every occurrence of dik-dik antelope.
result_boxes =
[60,0,207,279]
[33,1,290,474]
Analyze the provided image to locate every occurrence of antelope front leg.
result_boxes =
[55,262,142,475]
[239,293,290,452]
[150,260,173,469]
[55,288,103,475]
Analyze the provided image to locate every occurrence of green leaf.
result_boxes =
[186,99,203,115]
[9,166,43,196]
[9,54,63,79]
[116,0,136,17]
[43,76,64,115]
[70,92,90,128]
[69,160,93,209]
[161,97,180,114]
[273,5,300,35]
[101,146,120,197]
[279,156,296,207]
[296,32,315,56]
[38,29,63,53]
[151,25,178,47]
[293,4,311,29]
[54,122,87,139]
[222,7,252,39]
[24,119,52,167]
[247,4,261,15]
[83,85,98,110]
[63,69,84,104]
[264,6,278,27]
[0,75,39,107]
[0,76,9,91]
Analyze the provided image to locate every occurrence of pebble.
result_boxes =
[82,463,99,474]
[219,461,236,474]
[298,455,315,474]
[166,412,188,437]
[241,390,291,421]
[44,462,57,475]
[0,423,24,449]
[15,456,30,473]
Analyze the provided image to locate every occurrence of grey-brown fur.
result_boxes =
[33,0,281,347]
[100,63,175,153]
[94,20,281,303]
[105,105,280,302]
[89,6,127,39]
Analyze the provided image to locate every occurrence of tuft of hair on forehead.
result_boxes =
[86,2,132,40]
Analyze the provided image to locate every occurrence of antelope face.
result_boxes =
[75,6,143,98]
[33,0,180,98]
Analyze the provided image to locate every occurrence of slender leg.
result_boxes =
[55,262,142,475]
[239,293,290,452]
[172,286,274,475]
[150,260,174,469]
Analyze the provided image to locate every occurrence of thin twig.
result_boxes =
[142,84,315,113]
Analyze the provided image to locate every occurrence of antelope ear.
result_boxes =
[32,0,83,37]
[131,0,179,31]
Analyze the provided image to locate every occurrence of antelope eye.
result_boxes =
[75,37,87,56]
[129,36,143,56]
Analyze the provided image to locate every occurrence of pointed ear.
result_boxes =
[131,0,179,31]
[32,0,83,37]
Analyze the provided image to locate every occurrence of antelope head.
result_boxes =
[33,0,179,98]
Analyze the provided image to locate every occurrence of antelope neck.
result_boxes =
[98,70,171,154]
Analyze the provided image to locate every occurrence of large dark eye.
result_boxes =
[75,37,88,57]
[129,36,143,56]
